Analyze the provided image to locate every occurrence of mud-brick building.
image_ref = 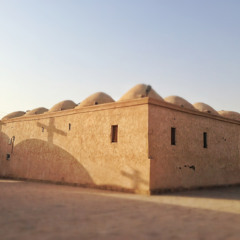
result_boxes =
[0,84,240,194]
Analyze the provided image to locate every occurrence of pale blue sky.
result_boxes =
[0,0,240,118]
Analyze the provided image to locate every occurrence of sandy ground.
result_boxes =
[0,179,240,240]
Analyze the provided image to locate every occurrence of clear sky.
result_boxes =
[0,0,240,118]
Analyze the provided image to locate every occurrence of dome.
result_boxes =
[118,84,163,101]
[76,92,115,108]
[193,102,219,116]
[218,111,240,121]
[164,96,194,110]
[48,100,77,113]
[25,107,48,116]
[2,111,26,120]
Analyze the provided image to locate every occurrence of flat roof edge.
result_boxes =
[148,98,240,125]
[1,98,149,123]
[1,97,240,125]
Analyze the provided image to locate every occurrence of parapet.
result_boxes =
[193,102,219,116]
[118,84,163,101]
[164,96,195,110]
[48,100,77,113]
[76,92,115,108]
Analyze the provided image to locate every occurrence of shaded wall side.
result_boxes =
[149,104,240,191]
[0,105,150,193]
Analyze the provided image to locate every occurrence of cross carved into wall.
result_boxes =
[37,118,67,144]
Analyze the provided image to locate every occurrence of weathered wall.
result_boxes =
[149,99,240,192]
[2,97,239,194]
[0,99,150,194]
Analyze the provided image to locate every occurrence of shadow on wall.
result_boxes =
[3,139,146,193]
[37,118,67,144]
[3,138,94,185]
[121,169,148,190]
[0,119,147,193]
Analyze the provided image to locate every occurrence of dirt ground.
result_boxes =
[0,179,240,240]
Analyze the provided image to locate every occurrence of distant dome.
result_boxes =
[49,100,77,113]
[76,92,115,108]
[2,111,25,120]
[193,102,219,116]
[164,96,194,110]
[218,111,240,121]
[25,107,48,116]
[119,84,163,101]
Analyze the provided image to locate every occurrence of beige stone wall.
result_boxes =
[0,99,150,194]
[2,97,239,194]
[149,99,240,192]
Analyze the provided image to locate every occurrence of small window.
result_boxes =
[111,125,118,143]
[203,132,207,148]
[42,127,44,132]
[6,154,10,160]
[69,123,71,131]
[171,127,176,145]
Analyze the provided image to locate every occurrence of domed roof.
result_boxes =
[2,111,26,120]
[164,96,194,110]
[76,92,115,108]
[25,107,48,116]
[193,102,219,116]
[118,84,163,101]
[48,100,77,113]
[218,110,240,121]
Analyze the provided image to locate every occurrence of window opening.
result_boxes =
[111,125,118,143]
[203,132,207,148]
[171,127,176,145]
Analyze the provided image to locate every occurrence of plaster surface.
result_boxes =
[77,92,115,107]
[164,95,195,110]
[193,102,219,116]
[1,96,240,194]
[119,84,163,101]
[149,100,240,192]
[0,99,149,193]
[48,100,77,112]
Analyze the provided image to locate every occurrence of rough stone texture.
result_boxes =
[218,110,240,121]
[0,99,149,193]
[48,100,77,112]
[2,111,26,120]
[25,107,48,116]
[119,84,163,101]
[0,180,240,240]
[1,96,240,194]
[193,102,219,116]
[149,99,240,191]
[76,92,115,108]
[164,95,195,110]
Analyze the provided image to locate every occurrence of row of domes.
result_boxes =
[2,84,240,121]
